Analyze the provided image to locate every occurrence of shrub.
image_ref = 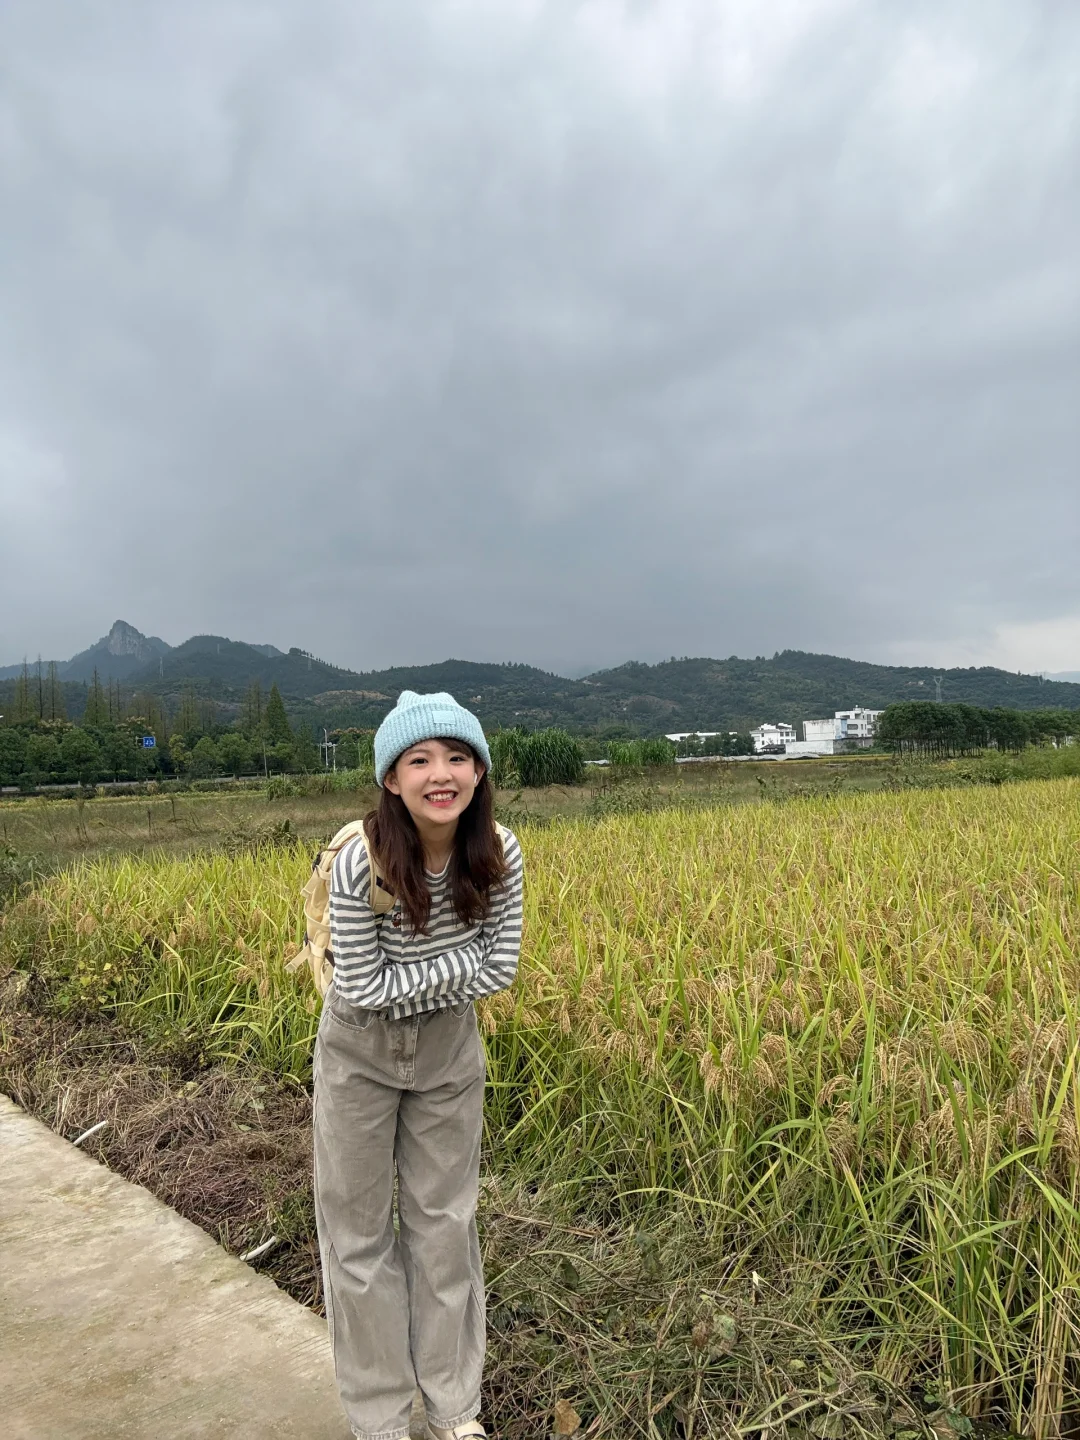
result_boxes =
[586,777,662,816]
[220,818,297,857]
[607,737,677,767]
[489,728,584,788]
[264,775,301,800]
[0,844,39,906]
[295,767,376,796]
[516,729,584,787]
[488,729,528,788]
[189,737,221,778]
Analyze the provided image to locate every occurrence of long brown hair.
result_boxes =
[365,748,508,935]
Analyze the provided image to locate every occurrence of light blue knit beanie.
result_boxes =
[374,690,491,787]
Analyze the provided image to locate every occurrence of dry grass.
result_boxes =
[0,753,905,870]
[0,979,322,1302]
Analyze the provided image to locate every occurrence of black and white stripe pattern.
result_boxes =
[328,828,524,1018]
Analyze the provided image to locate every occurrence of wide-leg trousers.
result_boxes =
[313,984,486,1440]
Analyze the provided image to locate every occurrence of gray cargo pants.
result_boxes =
[313,984,487,1440]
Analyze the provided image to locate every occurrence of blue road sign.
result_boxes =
[142,736,156,748]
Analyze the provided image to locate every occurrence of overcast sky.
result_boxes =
[1,0,1077,677]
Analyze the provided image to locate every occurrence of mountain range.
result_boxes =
[3,621,1079,736]
[0,619,284,684]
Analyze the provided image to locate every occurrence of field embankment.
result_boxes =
[3,778,1080,1437]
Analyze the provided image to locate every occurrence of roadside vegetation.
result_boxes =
[3,773,1080,1437]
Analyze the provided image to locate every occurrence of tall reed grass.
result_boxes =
[489,728,585,788]
[4,778,1080,1430]
[606,737,677,767]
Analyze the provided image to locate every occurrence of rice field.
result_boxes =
[3,778,1080,1435]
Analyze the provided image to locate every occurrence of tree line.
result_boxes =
[0,681,592,791]
[0,676,323,788]
[876,702,1078,758]
[671,732,755,759]
[5,681,1075,790]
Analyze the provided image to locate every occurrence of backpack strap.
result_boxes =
[289,821,510,999]
[321,820,396,915]
[288,820,393,997]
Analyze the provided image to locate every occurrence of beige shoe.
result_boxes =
[426,1422,486,1440]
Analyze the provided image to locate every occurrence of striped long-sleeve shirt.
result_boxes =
[327,828,524,1019]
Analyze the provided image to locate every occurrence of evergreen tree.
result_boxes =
[103,728,137,780]
[0,728,27,783]
[265,740,295,775]
[264,684,292,743]
[217,732,254,776]
[46,662,67,721]
[132,690,165,740]
[83,669,109,727]
[61,728,102,783]
[132,733,160,780]
[166,734,189,776]
[242,680,263,736]
[25,732,60,780]
[293,725,320,772]
[13,661,33,723]
[190,735,221,778]
[35,657,44,719]
[177,685,200,737]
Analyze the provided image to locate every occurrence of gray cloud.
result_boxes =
[1,0,1078,674]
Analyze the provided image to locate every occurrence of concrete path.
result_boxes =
[0,1095,425,1439]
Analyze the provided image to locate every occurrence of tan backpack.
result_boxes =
[287,819,511,998]
[287,821,395,998]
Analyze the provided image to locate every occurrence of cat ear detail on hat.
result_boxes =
[374,691,491,787]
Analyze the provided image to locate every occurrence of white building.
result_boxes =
[750,722,795,753]
[786,706,883,757]
[836,706,881,740]
[803,718,841,747]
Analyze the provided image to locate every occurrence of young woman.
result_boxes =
[314,690,523,1440]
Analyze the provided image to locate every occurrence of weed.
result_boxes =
[0,844,41,907]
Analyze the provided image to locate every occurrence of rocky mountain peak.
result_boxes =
[50,621,173,681]
[106,620,154,659]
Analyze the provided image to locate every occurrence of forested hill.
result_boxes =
[3,622,1079,735]
[582,652,1080,732]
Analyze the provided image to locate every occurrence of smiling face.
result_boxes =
[382,737,484,840]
